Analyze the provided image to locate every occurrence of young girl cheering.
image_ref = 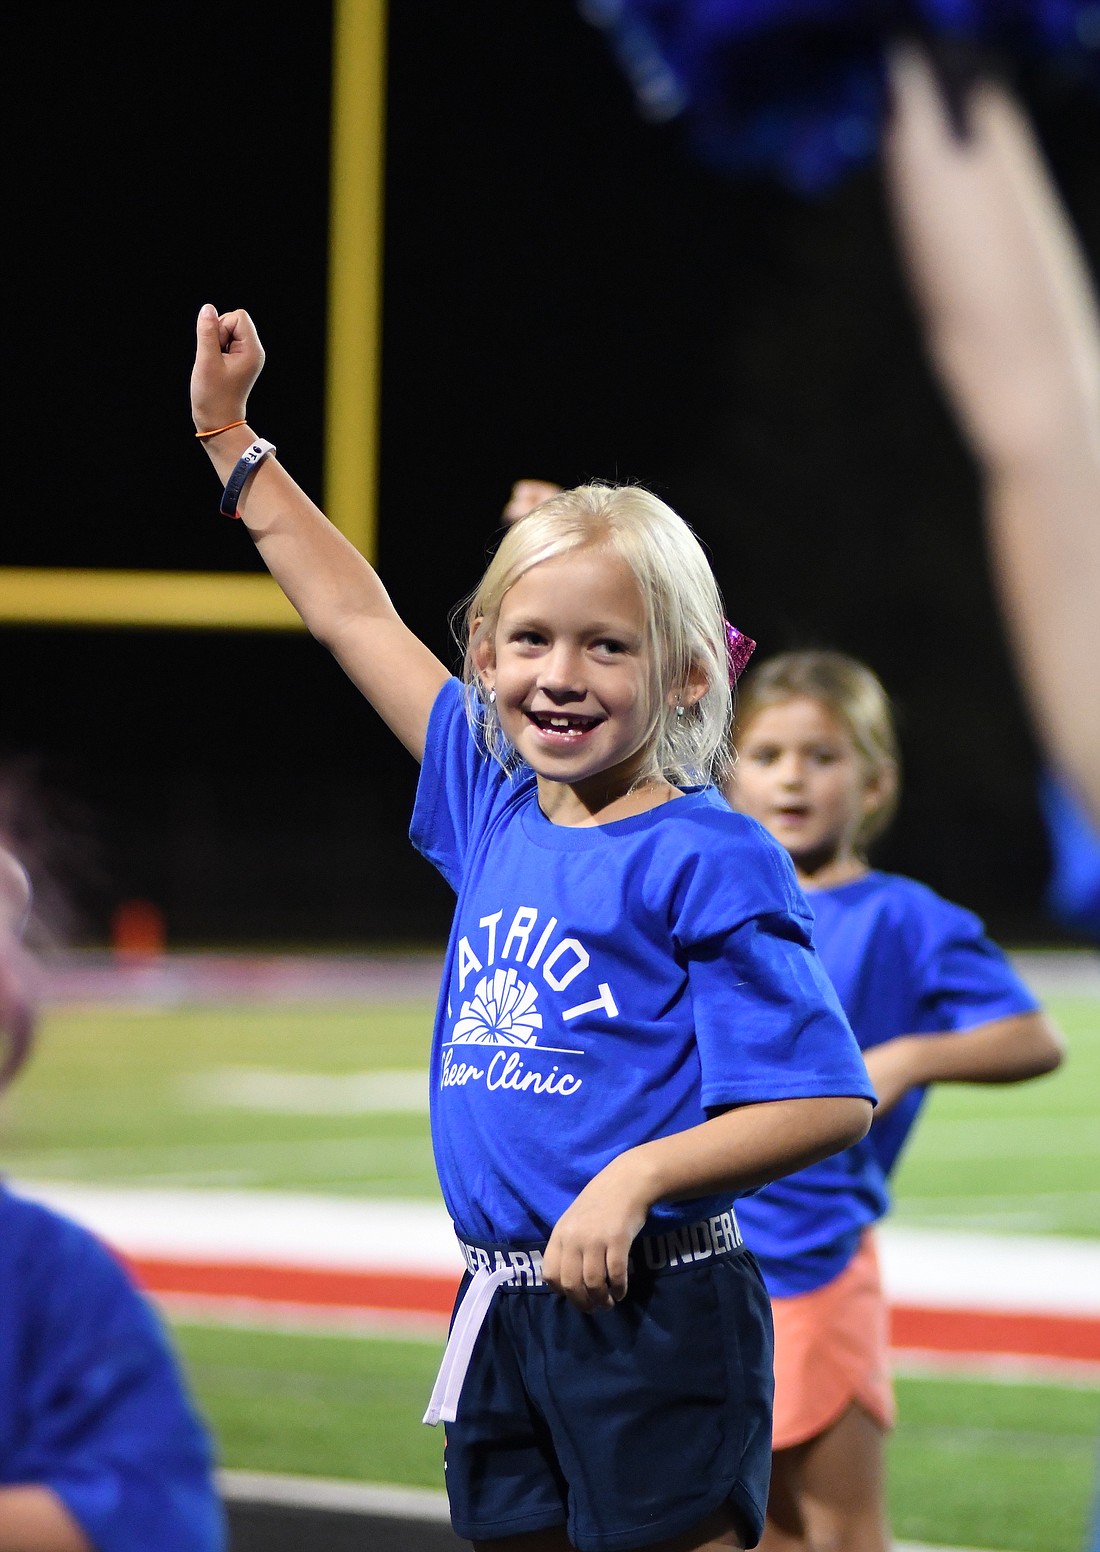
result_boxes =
[729,650,1063,1552]
[191,311,874,1552]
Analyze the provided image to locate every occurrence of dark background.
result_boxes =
[6,3,1099,947]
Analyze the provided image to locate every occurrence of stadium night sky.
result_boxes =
[6,3,1100,945]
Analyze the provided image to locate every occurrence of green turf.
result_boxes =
[889,1374,1100,1552]
[4,991,1097,1237]
[890,995,1100,1237]
[174,1322,448,1487]
[0,1002,440,1196]
[4,984,1099,1552]
[173,1321,1099,1552]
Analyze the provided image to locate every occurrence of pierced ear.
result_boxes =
[667,663,709,711]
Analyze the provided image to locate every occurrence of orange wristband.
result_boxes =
[195,419,247,440]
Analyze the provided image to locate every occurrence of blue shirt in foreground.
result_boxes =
[0,1185,224,1552]
[410,678,874,1247]
[737,871,1039,1297]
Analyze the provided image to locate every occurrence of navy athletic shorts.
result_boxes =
[442,1238,773,1550]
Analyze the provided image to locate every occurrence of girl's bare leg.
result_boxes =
[761,1404,890,1552]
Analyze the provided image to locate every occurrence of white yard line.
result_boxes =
[166,1294,449,1341]
[183,1067,429,1114]
[220,1471,451,1521]
[12,1182,462,1273]
[880,1224,1100,1316]
[1009,950,1100,997]
[12,1180,1100,1318]
[217,1471,998,1552]
[893,1346,1100,1386]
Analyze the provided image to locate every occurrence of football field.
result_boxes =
[1,952,1098,1552]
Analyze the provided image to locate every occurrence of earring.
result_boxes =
[674,699,685,719]
[488,689,496,705]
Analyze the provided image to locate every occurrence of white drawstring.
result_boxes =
[423,1266,516,1426]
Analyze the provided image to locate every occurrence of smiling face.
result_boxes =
[479,545,666,821]
[732,695,888,885]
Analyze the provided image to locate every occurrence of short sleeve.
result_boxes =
[4,1207,224,1552]
[410,678,514,891]
[674,817,875,1111]
[912,896,1039,1034]
[870,884,1040,1176]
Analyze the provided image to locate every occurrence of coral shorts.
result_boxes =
[770,1228,896,1451]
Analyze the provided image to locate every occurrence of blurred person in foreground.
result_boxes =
[884,43,1100,929]
[883,38,1100,1552]
[585,1,1100,897]
[0,845,225,1552]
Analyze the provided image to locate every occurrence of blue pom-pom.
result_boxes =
[583,1,1100,191]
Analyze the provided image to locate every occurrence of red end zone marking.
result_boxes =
[121,1258,1100,1365]
[123,1257,460,1317]
[890,1303,1100,1363]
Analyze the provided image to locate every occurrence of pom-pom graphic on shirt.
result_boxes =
[451,967,545,1046]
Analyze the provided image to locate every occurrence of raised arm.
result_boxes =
[190,305,449,761]
[884,50,1100,824]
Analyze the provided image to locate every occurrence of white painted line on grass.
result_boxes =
[880,1225,1100,1316]
[16,1182,1100,1320]
[185,1068,429,1114]
[164,1294,448,1342]
[893,1347,1100,1386]
[896,1545,993,1552]
[217,1472,997,1552]
[219,1470,450,1521]
[1010,950,1100,996]
[12,1182,463,1274]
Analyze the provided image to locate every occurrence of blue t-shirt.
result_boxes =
[738,871,1039,1297]
[0,1186,224,1552]
[410,679,874,1246]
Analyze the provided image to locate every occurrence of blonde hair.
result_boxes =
[459,483,733,786]
[735,650,900,846]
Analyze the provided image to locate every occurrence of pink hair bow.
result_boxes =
[725,621,755,684]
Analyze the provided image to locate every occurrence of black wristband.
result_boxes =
[220,438,276,518]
